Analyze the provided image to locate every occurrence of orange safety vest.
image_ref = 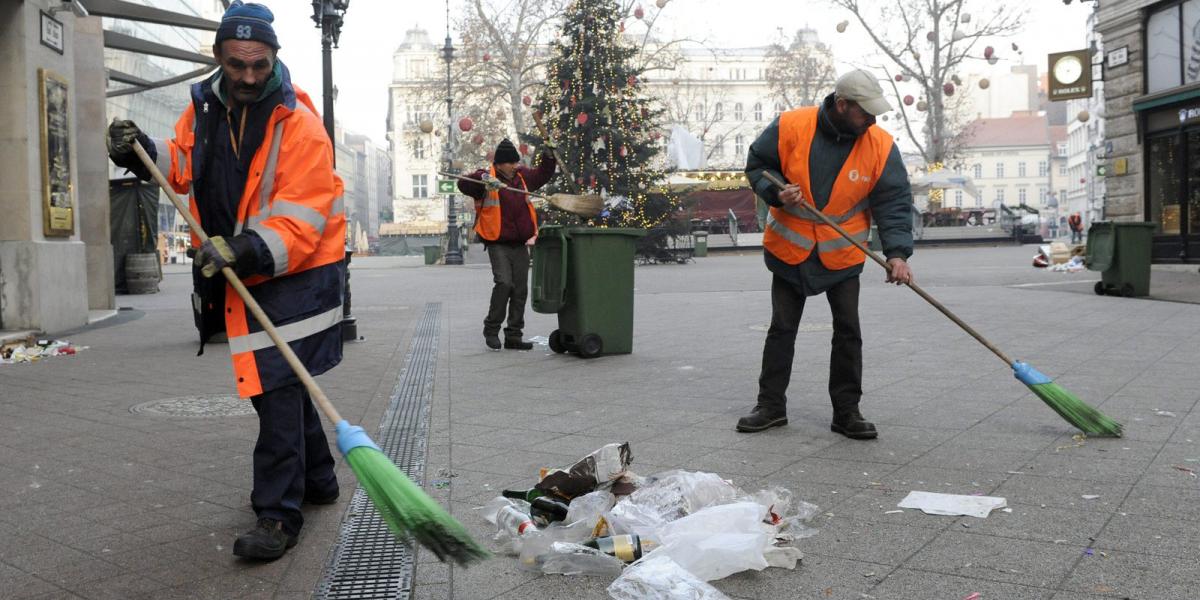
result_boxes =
[763,106,894,269]
[474,166,538,242]
[154,82,347,398]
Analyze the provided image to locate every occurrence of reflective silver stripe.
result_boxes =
[228,306,343,354]
[482,199,500,208]
[331,195,344,217]
[150,137,173,178]
[245,200,328,234]
[259,121,286,213]
[765,213,815,250]
[249,224,289,276]
[818,228,870,251]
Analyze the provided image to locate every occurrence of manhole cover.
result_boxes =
[749,323,833,333]
[130,395,254,417]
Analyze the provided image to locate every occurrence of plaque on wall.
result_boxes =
[39,68,74,237]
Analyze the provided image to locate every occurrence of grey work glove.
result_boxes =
[480,173,505,192]
[195,236,238,279]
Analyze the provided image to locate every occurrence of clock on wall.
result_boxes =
[1048,50,1092,101]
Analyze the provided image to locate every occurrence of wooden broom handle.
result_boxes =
[760,170,1013,366]
[132,141,345,424]
[437,171,552,201]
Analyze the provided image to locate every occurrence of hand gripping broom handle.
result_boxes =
[760,170,1014,366]
[132,141,344,425]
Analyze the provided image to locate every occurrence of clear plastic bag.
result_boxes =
[652,502,771,581]
[516,519,596,571]
[566,489,616,527]
[606,470,742,536]
[539,542,624,577]
[607,554,732,600]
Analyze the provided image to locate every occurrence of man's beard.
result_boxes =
[830,107,874,137]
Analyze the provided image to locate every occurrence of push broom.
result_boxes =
[761,171,1122,437]
[132,141,490,564]
[437,171,604,218]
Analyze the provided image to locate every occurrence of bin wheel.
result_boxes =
[1093,282,1106,296]
[579,334,603,358]
[548,330,566,354]
[1121,283,1136,297]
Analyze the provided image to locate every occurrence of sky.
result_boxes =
[261,0,1095,146]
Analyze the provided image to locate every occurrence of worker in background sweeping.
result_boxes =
[737,69,915,439]
[458,139,557,351]
[106,1,343,560]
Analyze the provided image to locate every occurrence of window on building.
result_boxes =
[996,188,1005,203]
[1059,163,1067,176]
[694,103,705,121]
[734,102,744,120]
[714,103,724,121]
[1039,188,1047,203]
[713,139,725,158]
[1038,160,1048,176]
[413,138,425,159]
[973,164,982,179]
[1059,189,1067,202]
[735,134,745,157]
[754,102,763,121]
[1146,3,1187,92]
[975,194,982,207]
[1018,162,1027,177]
[412,174,428,198]
[954,190,963,207]
[774,102,785,115]
[995,162,1005,178]
[1019,188,1027,203]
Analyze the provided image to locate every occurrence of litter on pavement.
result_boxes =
[477,443,819,599]
[1,338,88,364]
[897,491,1007,518]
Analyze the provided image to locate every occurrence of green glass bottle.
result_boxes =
[582,534,658,562]
[501,488,545,502]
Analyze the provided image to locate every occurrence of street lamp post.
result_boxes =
[311,0,358,341]
[441,3,464,265]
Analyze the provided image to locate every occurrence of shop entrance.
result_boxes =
[1145,127,1200,261]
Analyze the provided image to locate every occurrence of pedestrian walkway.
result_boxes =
[1,244,1198,599]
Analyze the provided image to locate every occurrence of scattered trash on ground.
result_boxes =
[477,443,818,597]
[432,479,451,489]
[1032,243,1085,271]
[529,335,549,346]
[1172,465,1198,478]
[1056,433,1088,452]
[962,593,981,600]
[1,337,88,364]
[897,491,1006,518]
[1154,410,1177,418]
[1081,494,1100,500]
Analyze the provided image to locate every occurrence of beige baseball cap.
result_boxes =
[835,70,892,116]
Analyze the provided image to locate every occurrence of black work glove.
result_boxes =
[194,234,260,279]
[107,118,153,178]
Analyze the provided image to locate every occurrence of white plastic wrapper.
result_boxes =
[652,502,772,581]
[605,471,742,536]
[607,554,732,600]
[540,542,625,577]
[566,490,616,527]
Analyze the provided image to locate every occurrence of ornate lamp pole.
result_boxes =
[441,1,464,265]
[311,0,358,340]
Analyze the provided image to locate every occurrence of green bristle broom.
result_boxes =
[134,141,490,564]
[760,171,1121,437]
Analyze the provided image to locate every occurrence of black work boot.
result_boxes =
[303,489,339,505]
[233,518,297,560]
[484,334,502,351]
[504,338,534,350]
[736,406,788,433]
[831,408,878,440]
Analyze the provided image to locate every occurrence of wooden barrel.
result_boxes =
[125,252,161,294]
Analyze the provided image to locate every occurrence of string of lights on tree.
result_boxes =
[529,0,678,229]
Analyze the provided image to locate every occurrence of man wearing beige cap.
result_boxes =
[737,69,915,439]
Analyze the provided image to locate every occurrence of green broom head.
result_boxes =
[1012,362,1123,437]
[336,420,491,565]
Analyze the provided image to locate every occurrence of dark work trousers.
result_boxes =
[484,243,530,340]
[249,381,338,536]
[756,274,863,414]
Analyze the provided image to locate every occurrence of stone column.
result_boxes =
[73,15,115,312]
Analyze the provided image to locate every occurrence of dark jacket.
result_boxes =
[745,93,914,294]
[458,152,557,243]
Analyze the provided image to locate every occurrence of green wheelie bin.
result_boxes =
[1085,221,1155,297]
[532,225,645,358]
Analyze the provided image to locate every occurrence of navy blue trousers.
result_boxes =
[249,382,338,535]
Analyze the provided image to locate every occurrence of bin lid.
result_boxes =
[563,226,647,237]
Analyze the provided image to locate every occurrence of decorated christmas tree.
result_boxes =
[533,0,672,228]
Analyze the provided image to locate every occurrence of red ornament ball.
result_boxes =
[627,75,638,86]
[458,117,474,132]
[486,151,495,162]
[925,31,936,42]
[894,74,903,82]
[943,82,955,96]
[482,52,491,62]
[903,95,914,106]
[518,143,529,155]
[619,145,628,157]
[576,112,589,125]
[471,133,484,146]
[983,46,994,59]
[522,95,532,106]
[634,5,644,19]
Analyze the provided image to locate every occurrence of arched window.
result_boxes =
[714,103,723,121]
[735,134,746,157]
[754,102,763,121]
[733,102,744,121]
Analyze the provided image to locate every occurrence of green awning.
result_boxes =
[1132,85,1200,112]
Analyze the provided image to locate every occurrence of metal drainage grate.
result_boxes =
[315,303,441,600]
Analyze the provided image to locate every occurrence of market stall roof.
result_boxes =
[657,171,750,193]
[910,171,980,199]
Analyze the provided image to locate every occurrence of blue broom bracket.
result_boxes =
[1012,361,1052,386]
[335,419,382,456]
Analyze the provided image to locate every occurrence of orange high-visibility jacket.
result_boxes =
[763,106,894,269]
[474,166,537,242]
[151,82,346,398]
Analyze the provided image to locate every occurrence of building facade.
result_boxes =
[957,114,1058,218]
[1098,0,1200,262]
[1065,7,1107,232]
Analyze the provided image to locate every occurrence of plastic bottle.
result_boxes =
[582,534,658,562]
[496,505,538,537]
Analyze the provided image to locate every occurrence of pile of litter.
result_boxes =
[1032,242,1086,271]
[0,337,87,364]
[477,443,818,599]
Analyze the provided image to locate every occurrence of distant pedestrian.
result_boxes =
[1068,212,1084,244]
[106,1,344,560]
[737,70,915,440]
[458,139,557,351]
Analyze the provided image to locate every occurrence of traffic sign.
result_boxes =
[437,179,456,194]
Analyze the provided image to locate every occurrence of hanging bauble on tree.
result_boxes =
[634,5,644,18]
[656,0,668,7]
[912,50,921,60]
[903,94,915,106]
[486,151,495,162]
[519,143,530,155]
[458,117,474,132]
[482,52,491,62]
[961,13,971,23]
[943,82,955,96]
[577,112,589,125]
[881,114,889,122]
[619,20,625,33]
[419,119,434,134]
[523,95,532,106]
[952,30,965,42]
[619,145,628,157]
[916,100,928,112]
[894,74,903,82]
[1077,110,1091,123]
[651,131,661,139]
[472,133,485,146]
[836,20,848,33]
[983,46,994,59]
[978,78,990,89]
[926,31,936,42]
[951,74,962,85]
[627,75,637,86]
[987,55,999,65]
[1011,43,1019,51]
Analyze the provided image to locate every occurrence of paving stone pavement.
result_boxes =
[1,243,1198,599]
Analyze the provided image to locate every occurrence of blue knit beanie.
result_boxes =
[215,1,280,50]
